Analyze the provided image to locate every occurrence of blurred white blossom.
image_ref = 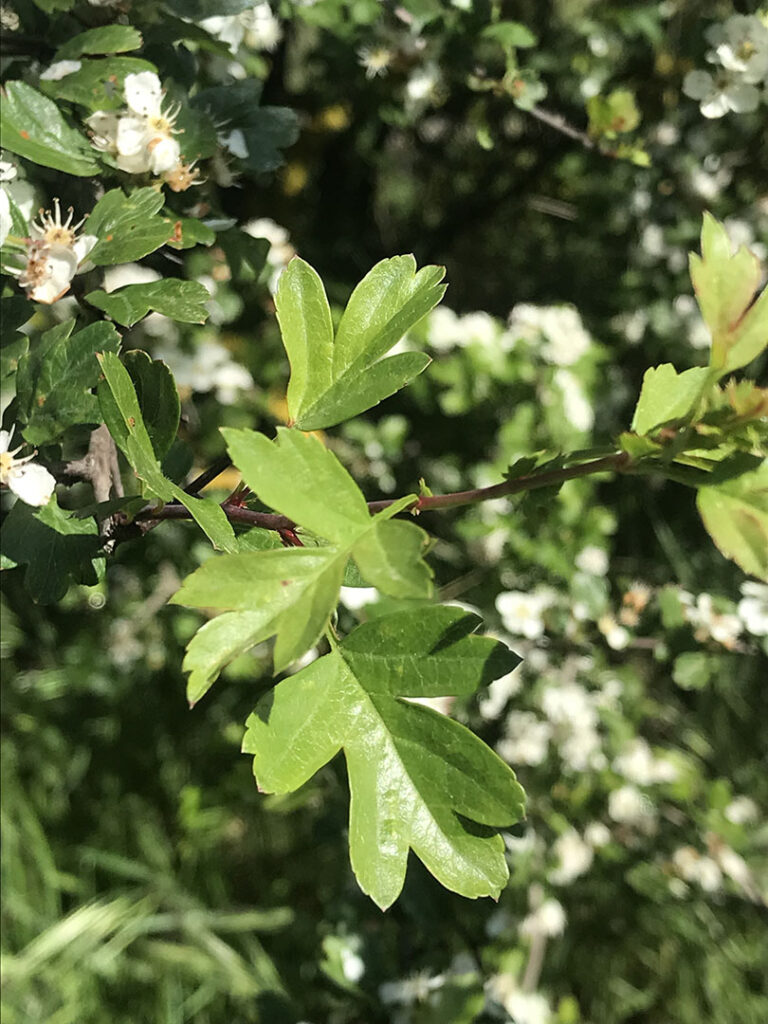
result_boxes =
[613,738,678,786]
[497,711,551,766]
[520,897,566,937]
[683,15,768,118]
[39,59,81,80]
[478,669,522,720]
[737,582,768,636]
[584,821,611,848]
[724,795,759,825]
[201,2,281,53]
[508,303,592,365]
[554,369,594,432]
[609,785,656,830]
[549,830,593,885]
[575,545,609,576]
[672,846,722,891]
[153,339,253,405]
[496,589,553,638]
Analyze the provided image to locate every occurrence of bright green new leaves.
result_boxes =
[15,320,121,445]
[242,607,525,909]
[276,255,445,429]
[85,280,210,327]
[97,353,237,553]
[0,497,101,604]
[697,460,768,581]
[173,428,432,700]
[223,427,432,596]
[87,189,175,266]
[0,81,100,176]
[630,364,713,436]
[690,213,768,375]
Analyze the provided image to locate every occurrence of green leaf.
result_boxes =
[165,0,253,17]
[85,280,210,327]
[15,320,122,445]
[0,497,101,603]
[86,188,174,266]
[0,297,32,381]
[277,255,446,429]
[696,460,768,580]
[38,57,156,112]
[630,364,713,435]
[165,216,217,251]
[689,213,768,375]
[123,350,180,459]
[97,352,237,552]
[174,428,432,689]
[673,651,712,691]
[192,81,299,173]
[0,81,100,176]
[242,607,525,908]
[54,25,144,59]
[586,89,641,138]
[481,21,537,48]
[218,228,269,281]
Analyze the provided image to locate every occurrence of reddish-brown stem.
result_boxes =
[134,452,631,535]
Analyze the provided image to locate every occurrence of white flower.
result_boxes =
[40,59,82,80]
[672,847,722,892]
[737,582,768,636]
[608,784,656,829]
[152,339,253,406]
[406,63,441,105]
[497,711,551,766]
[0,156,17,182]
[8,199,96,304]
[520,897,566,938]
[716,846,752,891]
[242,3,282,51]
[686,593,742,647]
[613,738,678,786]
[501,989,553,1024]
[683,69,761,118]
[220,129,249,159]
[584,821,611,848]
[549,830,593,885]
[427,306,466,352]
[707,15,768,85]
[460,311,498,346]
[724,795,759,825]
[0,186,11,247]
[124,70,164,117]
[598,614,630,651]
[379,971,444,1005]
[496,588,552,638]
[575,545,609,576]
[358,45,393,79]
[200,14,245,52]
[0,427,56,506]
[508,304,592,365]
[553,369,594,432]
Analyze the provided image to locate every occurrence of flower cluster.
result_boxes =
[86,72,197,187]
[683,14,768,118]
[200,2,281,54]
[4,198,96,304]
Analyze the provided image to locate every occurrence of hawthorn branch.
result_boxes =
[131,451,631,537]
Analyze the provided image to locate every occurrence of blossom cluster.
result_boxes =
[86,72,196,188]
[683,14,768,118]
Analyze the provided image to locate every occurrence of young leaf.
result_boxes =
[630,364,712,435]
[85,279,210,327]
[276,255,445,429]
[97,352,237,552]
[242,607,525,909]
[87,188,175,266]
[174,428,432,690]
[15,320,122,445]
[0,497,102,603]
[689,214,768,375]
[697,460,768,581]
[0,81,100,176]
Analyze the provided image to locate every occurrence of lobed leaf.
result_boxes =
[276,255,445,429]
[54,25,143,60]
[630,364,713,436]
[242,607,525,908]
[87,189,175,266]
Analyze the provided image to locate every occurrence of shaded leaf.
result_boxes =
[0,497,101,603]
[15,319,121,445]
[54,25,144,60]
[123,350,180,459]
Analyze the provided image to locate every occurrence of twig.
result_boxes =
[182,455,233,496]
[528,104,596,150]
